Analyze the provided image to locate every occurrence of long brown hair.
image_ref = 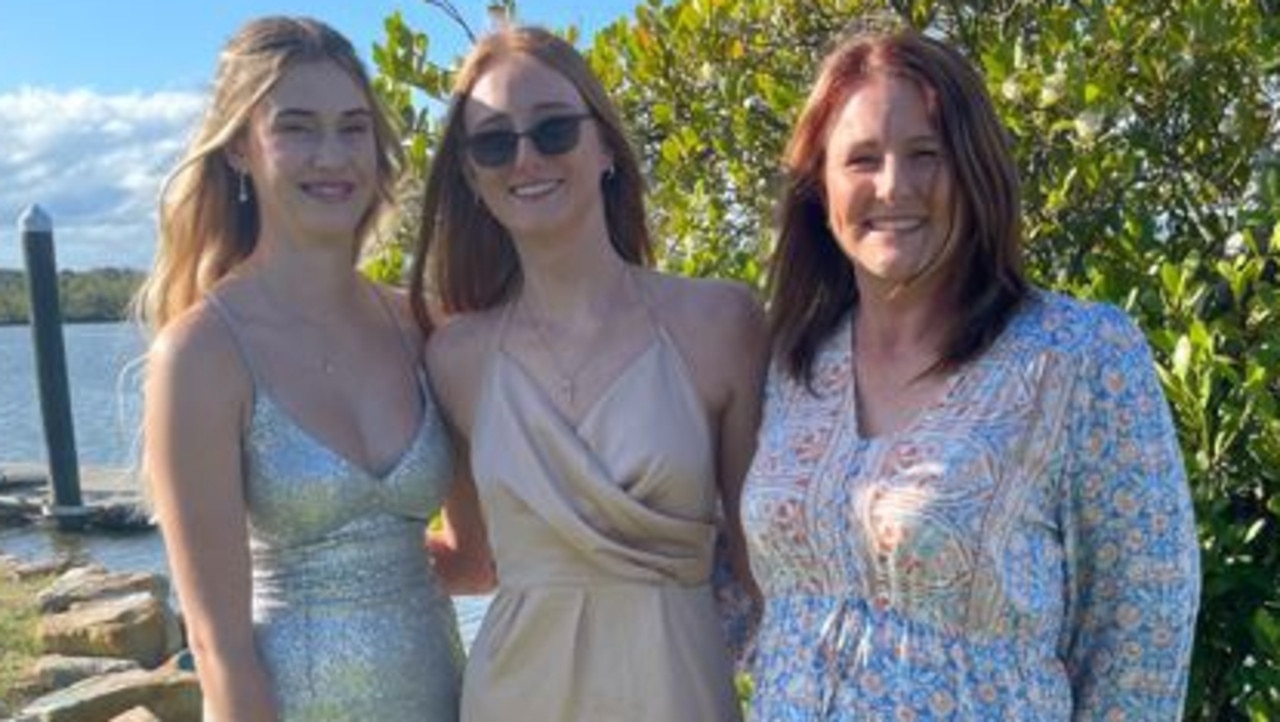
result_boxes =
[768,27,1027,387]
[135,16,403,333]
[408,26,652,332]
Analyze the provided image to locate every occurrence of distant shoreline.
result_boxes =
[0,317,130,327]
[0,268,144,326]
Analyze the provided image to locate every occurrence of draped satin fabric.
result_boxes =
[463,323,741,722]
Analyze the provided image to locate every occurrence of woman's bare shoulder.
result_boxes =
[647,272,766,348]
[147,300,252,408]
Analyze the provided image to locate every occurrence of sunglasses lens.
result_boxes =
[466,115,590,168]
[530,116,584,156]
[468,131,518,168]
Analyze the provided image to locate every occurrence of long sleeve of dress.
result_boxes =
[1057,306,1200,720]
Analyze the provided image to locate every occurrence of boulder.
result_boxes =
[14,556,75,581]
[28,655,141,695]
[37,566,169,614]
[108,706,161,722]
[19,666,200,722]
[38,592,182,668]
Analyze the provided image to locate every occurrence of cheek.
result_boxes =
[822,175,865,236]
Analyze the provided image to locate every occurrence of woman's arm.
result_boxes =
[428,433,496,595]
[145,312,277,722]
[423,320,496,595]
[1058,305,1200,720]
[709,282,770,599]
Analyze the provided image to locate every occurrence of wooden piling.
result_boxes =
[19,204,89,531]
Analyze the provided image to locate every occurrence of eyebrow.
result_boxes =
[471,101,589,130]
[271,108,373,121]
[841,132,941,149]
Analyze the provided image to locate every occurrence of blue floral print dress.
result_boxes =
[742,291,1200,720]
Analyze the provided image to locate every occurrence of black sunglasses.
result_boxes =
[465,113,594,168]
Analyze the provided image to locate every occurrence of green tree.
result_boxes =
[0,268,144,324]
[374,1,1280,717]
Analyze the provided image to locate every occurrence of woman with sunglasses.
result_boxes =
[408,25,766,722]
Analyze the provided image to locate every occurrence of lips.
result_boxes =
[864,216,926,232]
[300,181,356,201]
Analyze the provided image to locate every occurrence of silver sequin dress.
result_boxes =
[207,294,464,721]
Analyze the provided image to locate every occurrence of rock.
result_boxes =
[14,555,75,581]
[19,666,200,722]
[109,706,162,722]
[90,504,154,533]
[37,566,169,615]
[39,592,182,668]
[28,655,141,695]
[0,496,35,525]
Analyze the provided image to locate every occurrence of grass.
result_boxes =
[0,568,52,711]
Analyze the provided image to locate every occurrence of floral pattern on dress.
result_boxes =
[742,291,1200,721]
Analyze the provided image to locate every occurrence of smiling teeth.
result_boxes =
[869,218,924,230]
[303,182,352,199]
[511,181,560,198]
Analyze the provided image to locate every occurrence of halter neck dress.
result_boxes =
[460,288,741,721]
[204,290,464,721]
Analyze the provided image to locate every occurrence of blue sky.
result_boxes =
[0,0,640,269]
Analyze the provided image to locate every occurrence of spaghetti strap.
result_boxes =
[628,265,666,340]
[368,284,420,367]
[492,299,519,357]
[204,292,263,392]
[367,283,434,398]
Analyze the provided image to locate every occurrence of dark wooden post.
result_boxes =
[19,204,89,530]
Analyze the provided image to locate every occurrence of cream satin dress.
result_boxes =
[461,301,741,722]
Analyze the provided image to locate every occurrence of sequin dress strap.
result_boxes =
[367,284,429,394]
[204,292,262,394]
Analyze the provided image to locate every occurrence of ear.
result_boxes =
[597,135,615,178]
[223,129,251,173]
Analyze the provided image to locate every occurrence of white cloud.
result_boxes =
[0,87,205,270]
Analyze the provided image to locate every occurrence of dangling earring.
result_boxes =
[603,165,616,182]
[237,172,250,204]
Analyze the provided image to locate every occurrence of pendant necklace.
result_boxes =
[255,274,341,375]
[521,266,632,406]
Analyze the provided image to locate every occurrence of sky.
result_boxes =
[0,0,640,270]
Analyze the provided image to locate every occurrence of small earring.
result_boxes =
[603,166,616,182]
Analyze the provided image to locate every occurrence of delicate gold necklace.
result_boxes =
[254,274,343,375]
[520,266,633,405]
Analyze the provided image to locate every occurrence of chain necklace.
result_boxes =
[520,266,633,405]
[254,274,343,375]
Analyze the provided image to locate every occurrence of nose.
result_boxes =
[312,129,348,168]
[875,154,903,202]
[510,134,543,170]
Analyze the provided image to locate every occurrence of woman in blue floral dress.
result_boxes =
[741,26,1200,720]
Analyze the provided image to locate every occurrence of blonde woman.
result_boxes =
[138,16,476,721]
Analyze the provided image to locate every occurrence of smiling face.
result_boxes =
[821,72,959,300]
[235,59,377,250]
[462,53,613,245]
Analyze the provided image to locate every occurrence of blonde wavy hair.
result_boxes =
[135,15,403,333]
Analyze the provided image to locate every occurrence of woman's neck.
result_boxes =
[513,225,631,325]
[238,241,363,320]
[853,285,954,363]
